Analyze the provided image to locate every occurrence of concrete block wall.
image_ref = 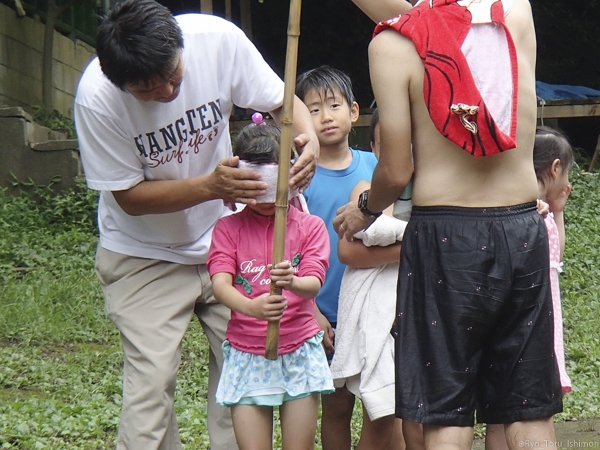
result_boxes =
[0,2,96,117]
[0,106,81,195]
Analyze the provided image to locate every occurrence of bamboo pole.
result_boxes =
[264,0,302,360]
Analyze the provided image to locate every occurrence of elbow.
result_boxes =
[338,247,353,266]
[112,189,145,216]
[381,164,413,194]
[121,207,144,217]
[337,240,357,266]
[338,254,351,266]
[115,199,144,216]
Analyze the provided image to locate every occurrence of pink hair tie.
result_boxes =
[251,112,266,126]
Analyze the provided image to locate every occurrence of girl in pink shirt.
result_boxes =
[533,126,574,395]
[207,122,334,450]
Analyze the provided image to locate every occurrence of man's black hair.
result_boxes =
[295,65,356,106]
[96,0,184,90]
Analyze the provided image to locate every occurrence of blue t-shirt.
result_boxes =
[303,148,378,323]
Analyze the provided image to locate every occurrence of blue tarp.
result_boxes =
[536,81,600,101]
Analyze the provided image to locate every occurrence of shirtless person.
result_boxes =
[334,1,563,449]
[351,0,413,22]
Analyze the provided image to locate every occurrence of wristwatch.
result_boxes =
[357,190,382,219]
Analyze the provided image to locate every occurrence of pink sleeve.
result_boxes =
[207,219,237,277]
[297,216,329,285]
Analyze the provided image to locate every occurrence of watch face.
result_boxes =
[358,190,374,216]
[358,190,381,218]
[358,190,369,209]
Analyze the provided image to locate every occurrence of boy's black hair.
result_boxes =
[369,108,380,144]
[295,65,356,106]
[96,0,184,90]
[234,124,281,164]
[533,125,575,186]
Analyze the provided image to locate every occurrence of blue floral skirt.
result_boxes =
[216,331,334,407]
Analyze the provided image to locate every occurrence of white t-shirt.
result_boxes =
[75,14,285,264]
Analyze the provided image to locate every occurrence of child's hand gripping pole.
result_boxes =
[264,0,302,361]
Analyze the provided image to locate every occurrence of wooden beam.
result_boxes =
[200,0,213,14]
[225,0,232,21]
[537,102,600,119]
[240,0,252,39]
[589,134,600,172]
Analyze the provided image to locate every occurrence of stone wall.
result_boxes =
[0,106,81,195]
[0,2,96,117]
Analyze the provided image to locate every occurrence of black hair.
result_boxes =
[96,0,184,90]
[369,108,380,144]
[295,65,356,106]
[234,124,281,165]
[533,126,575,186]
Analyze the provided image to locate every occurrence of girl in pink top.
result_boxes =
[533,126,574,394]
[207,122,334,450]
[486,126,574,450]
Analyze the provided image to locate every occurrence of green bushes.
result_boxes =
[1,168,599,448]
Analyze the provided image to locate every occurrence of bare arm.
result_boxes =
[553,210,566,260]
[338,180,401,268]
[351,0,413,23]
[339,239,401,268]
[549,184,571,260]
[112,158,265,216]
[368,31,414,212]
[314,305,335,355]
[269,261,322,299]
[113,96,319,216]
[333,30,414,240]
[212,272,287,321]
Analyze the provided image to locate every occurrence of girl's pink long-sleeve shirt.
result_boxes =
[207,206,329,355]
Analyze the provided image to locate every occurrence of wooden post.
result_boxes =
[225,0,232,21]
[588,134,600,172]
[264,0,302,360]
[240,0,252,40]
[200,0,213,14]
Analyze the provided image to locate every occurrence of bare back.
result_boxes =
[369,0,539,208]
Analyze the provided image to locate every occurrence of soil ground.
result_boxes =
[472,420,600,450]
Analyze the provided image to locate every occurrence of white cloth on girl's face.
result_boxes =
[237,160,299,203]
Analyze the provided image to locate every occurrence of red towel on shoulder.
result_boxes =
[374,0,518,157]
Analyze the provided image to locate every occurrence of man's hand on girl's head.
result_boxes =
[211,156,268,205]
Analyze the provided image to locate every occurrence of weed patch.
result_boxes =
[0,169,599,448]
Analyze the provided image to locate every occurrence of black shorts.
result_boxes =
[394,203,563,426]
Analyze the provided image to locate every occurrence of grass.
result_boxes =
[559,168,600,420]
[1,167,599,449]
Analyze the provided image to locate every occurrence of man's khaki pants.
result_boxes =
[95,246,238,450]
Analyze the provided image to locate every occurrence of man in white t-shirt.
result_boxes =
[74,1,319,449]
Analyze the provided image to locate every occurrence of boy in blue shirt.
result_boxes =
[297,66,378,450]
